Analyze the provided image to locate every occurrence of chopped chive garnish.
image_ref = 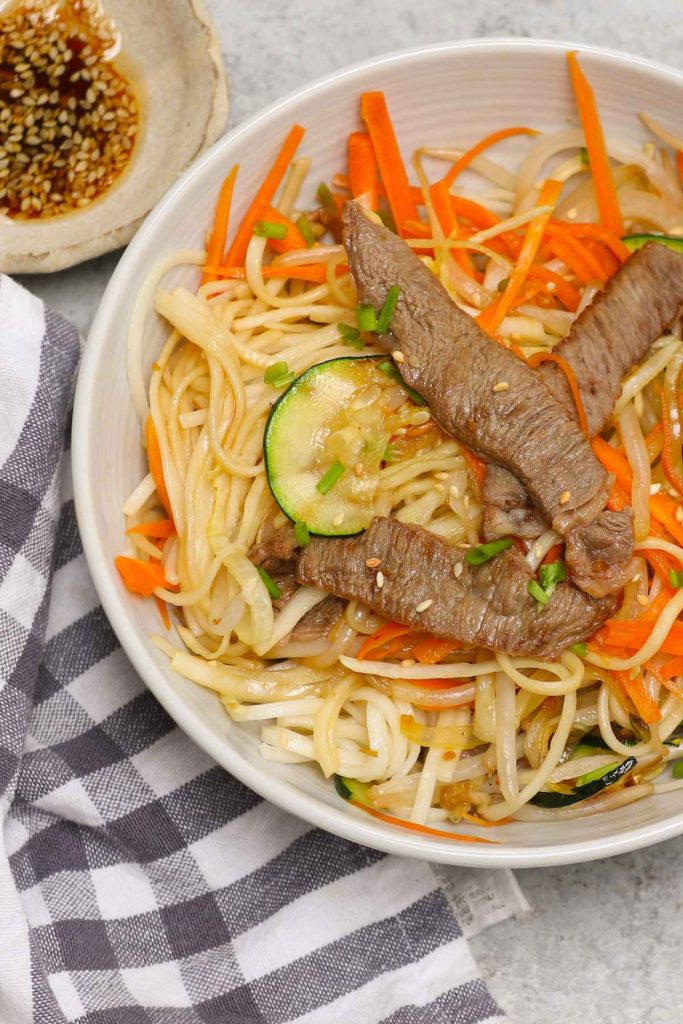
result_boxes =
[570,642,588,657]
[673,760,683,779]
[376,285,400,334]
[317,181,337,214]
[294,521,311,547]
[316,460,345,494]
[296,214,315,247]
[254,220,288,240]
[383,443,399,462]
[528,579,549,606]
[257,566,282,600]
[377,359,426,406]
[265,361,294,388]
[338,322,365,349]
[670,570,683,589]
[356,303,378,332]
[497,277,510,293]
[539,560,567,598]
[580,146,590,166]
[465,537,513,566]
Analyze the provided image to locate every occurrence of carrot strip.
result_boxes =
[597,618,683,657]
[645,423,664,464]
[556,221,630,263]
[567,52,623,237]
[658,384,683,497]
[403,218,431,239]
[581,236,619,279]
[410,637,462,664]
[613,668,661,724]
[448,196,523,258]
[440,125,538,189]
[127,519,175,539]
[477,179,562,335]
[348,131,379,211]
[257,206,307,254]
[429,179,476,277]
[461,446,487,493]
[146,416,172,520]
[224,124,305,267]
[527,351,590,437]
[349,801,497,843]
[508,279,548,311]
[542,543,564,566]
[657,655,683,680]
[642,549,676,592]
[357,622,412,661]
[360,92,419,237]
[462,812,511,828]
[209,264,349,284]
[201,165,238,286]
[115,556,167,598]
[646,660,683,699]
[678,151,683,187]
[544,223,606,284]
[155,595,171,630]
[526,266,581,312]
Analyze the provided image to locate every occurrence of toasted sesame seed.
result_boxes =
[492,381,509,393]
[650,483,662,495]
[559,490,571,505]
[434,471,449,480]
[409,409,431,426]
[449,484,460,498]
[637,594,650,608]
[463,494,470,509]
[454,563,463,579]
[401,659,416,668]
[394,428,407,436]
[333,512,344,526]
[433,483,445,493]
[415,599,433,613]
[354,462,364,477]
[392,350,405,363]
[631,573,641,583]
[365,557,381,568]
[376,571,385,589]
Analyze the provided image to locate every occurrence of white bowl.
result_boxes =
[74,39,683,868]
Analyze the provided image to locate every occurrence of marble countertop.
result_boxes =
[19,3,683,1022]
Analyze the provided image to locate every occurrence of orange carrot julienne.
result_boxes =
[208,264,349,284]
[224,124,305,267]
[658,654,683,680]
[429,179,476,278]
[146,416,173,520]
[256,205,307,254]
[544,223,606,284]
[127,519,175,539]
[567,52,624,237]
[542,543,564,565]
[460,446,487,493]
[657,384,683,497]
[115,556,167,598]
[201,164,238,286]
[526,266,581,312]
[641,549,675,592]
[527,351,590,437]
[357,622,412,660]
[348,131,379,211]
[614,668,662,724]
[477,178,562,335]
[440,125,538,189]
[597,618,683,658]
[349,800,497,843]
[645,423,664,464]
[360,91,419,236]
[646,660,683,699]
[410,637,462,664]
[155,595,171,630]
[554,221,630,263]
[678,151,683,186]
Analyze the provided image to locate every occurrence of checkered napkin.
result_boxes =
[0,274,511,1024]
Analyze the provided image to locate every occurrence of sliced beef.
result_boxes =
[289,595,345,643]
[482,464,546,540]
[343,202,631,596]
[296,516,615,658]
[249,518,298,567]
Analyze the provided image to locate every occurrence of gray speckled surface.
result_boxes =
[19,3,683,1022]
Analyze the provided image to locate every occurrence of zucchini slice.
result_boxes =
[530,755,636,808]
[334,775,371,803]
[263,355,425,536]
[622,233,683,253]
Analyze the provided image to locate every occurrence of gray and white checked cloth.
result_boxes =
[0,274,517,1024]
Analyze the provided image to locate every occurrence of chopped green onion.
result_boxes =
[528,579,549,606]
[296,214,315,247]
[570,642,588,657]
[376,285,400,334]
[338,322,364,349]
[317,181,337,214]
[383,443,399,463]
[580,146,590,166]
[316,460,345,494]
[539,560,567,598]
[254,220,288,240]
[673,760,683,779]
[356,303,378,332]
[377,359,426,406]
[670,570,683,589]
[497,277,510,293]
[264,362,294,388]
[465,537,513,566]
[257,566,282,600]
[294,521,310,547]
[576,761,619,787]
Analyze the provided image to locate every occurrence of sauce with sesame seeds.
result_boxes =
[0,0,139,220]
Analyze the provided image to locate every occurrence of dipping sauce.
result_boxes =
[0,0,139,219]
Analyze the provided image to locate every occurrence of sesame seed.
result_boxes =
[415,599,433,613]
[463,495,470,509]
[365,557,381,568]
[454,563,463,579]
[395,428,407,436]
[392,350,405,363]
[492,381,509,393]
[650,483,662,495]
[434,471,449,480]
[637,594,650,608]
[333,512,344,526]
[376,571,385,589]
[433,483,445,493]
[449,484,460,498]
[401,659,416,668]
[354,462,364,477]
[559,490,571,505]
[631,573,641,583]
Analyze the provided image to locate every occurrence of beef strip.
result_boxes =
[343,202,632,596]
[296,516,616,658]
[484,243,683,546]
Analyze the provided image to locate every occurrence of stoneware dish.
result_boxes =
[74,39,683,867]
[0,0,227,274]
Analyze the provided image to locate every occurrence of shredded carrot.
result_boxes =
[645,659,683,700]
[256,205,307,254]
[657,654,683,681]
[429,179,476,277]
[209,263,349,284]
[460,446,487,493]
[544,223,606,284]
[477,178,562,335]
[526,266,581,312]
[224,124,305,267]
[596,618,683,657]
[641,549,676,592]
[462,811,510,828]
[556,221,630,263]
[349,800,497,843]
[508,279,548,310]
[645,423,664,464]
[581,235,619,279]
[201,164,238,286]
[567,52,624,237]
[657,384,683,497]
[357,622,412,661]
[348,131,379,211]
[527,351,590,437]
[403,218,431,239]
[410,637,462,664]
[145,416,172,520]
[678,151,683,187]
[542,543,564,565]
[155,595,171,630]
[127,519,175,539]
[440,125,538,189]
[360,91,419,237]
[613,668,661,724]
[115,556,167,598]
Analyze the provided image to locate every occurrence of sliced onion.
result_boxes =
[399,713,480,750]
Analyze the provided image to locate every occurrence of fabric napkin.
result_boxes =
[0,274,522,1024]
